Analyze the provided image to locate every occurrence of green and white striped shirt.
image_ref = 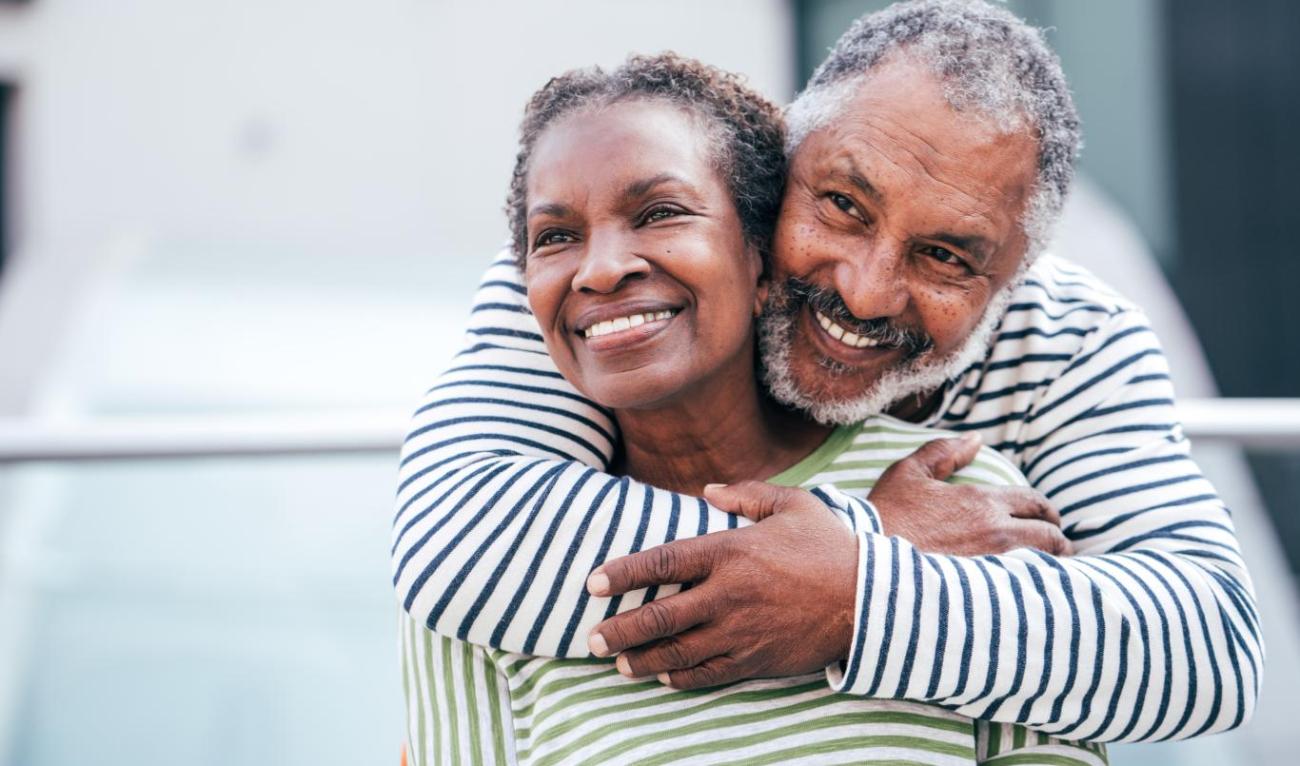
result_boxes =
[400,417,1109,765]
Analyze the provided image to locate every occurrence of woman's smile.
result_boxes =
[576,306,682,353]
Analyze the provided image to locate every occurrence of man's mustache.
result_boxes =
[773,277,934,357]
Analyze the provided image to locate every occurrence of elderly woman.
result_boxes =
[398,54,1106,766]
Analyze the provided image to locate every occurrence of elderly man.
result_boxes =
[393,0,1259,751]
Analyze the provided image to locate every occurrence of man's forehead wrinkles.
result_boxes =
[829,133,996,226]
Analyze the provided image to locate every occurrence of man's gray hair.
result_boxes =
[786,0,1081,258]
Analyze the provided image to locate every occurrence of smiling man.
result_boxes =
[392,0,1260,750]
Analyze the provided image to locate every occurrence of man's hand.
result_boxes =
[869,433,1072,556]
[585,482,858,690]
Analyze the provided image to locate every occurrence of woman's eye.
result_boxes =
[642,206,679,224]
[828,193,866,222]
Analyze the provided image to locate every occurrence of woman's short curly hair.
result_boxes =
[506,53,787,271]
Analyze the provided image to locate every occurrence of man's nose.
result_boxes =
[835,242,909,320]
[571,230,652,294]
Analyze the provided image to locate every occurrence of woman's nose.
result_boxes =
[571,231,652,294]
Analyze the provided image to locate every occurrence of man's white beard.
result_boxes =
[758,281,1019,426]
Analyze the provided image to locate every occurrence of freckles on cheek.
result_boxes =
[921,287,985,340]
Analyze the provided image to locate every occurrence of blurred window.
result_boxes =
[0,82,11,277]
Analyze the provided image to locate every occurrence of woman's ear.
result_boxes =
[754,278,770,318]
[749,245,769,318]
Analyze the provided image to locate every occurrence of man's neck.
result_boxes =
[614,361,829,496]
[887,387,944,423]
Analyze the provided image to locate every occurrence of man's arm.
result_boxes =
[394,253,881,655]
[393,254,1054,650]
[591,307,1262,742]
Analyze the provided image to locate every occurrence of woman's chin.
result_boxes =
[582,372,690,413]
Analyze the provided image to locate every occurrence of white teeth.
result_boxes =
[815,310,880,349]
[582,310,677,339]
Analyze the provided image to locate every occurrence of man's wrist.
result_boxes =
[826,529,870,692]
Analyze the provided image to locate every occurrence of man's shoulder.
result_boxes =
[934,255,1161,440]
[993,253,1149,358]
[1011,253,1142,320]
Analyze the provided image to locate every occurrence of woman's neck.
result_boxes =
[613,356,830,496]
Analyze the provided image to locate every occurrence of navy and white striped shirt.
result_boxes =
[392,251,1261,743]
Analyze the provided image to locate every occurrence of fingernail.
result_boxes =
[657,672,673,687]
[587,569,610,596]
[615,654,632,676]
[960,432,981,445]
[589,632,610,657]
[703,483,727,492]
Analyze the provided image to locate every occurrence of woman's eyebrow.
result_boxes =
[527,201,572,220]
[621,172,692,202]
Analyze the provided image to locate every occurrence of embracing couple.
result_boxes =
[392,1,1261,764]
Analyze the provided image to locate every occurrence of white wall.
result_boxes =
[0,0,796,414]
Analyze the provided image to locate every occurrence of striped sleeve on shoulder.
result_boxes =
[830,285,1261,742]
[393,253,881,657]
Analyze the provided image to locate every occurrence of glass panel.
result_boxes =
[0,455,403,765]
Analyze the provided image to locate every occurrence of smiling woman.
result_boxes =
[523,101,772,426]
[513,58,826,493]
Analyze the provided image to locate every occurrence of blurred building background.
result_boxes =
[0,1,1295,764]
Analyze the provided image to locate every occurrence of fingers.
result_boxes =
[1004,518,1073,556]
[1001,487,1061,527]
[701,480,797,522]
[658,654,745,690]
[894,432,983,482]
[588,588,713,657]
[615,629,717,678]
[587,535,722,598]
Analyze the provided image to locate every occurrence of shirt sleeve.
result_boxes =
[828,308,1262,743]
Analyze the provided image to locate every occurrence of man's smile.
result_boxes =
[799,302,905,368]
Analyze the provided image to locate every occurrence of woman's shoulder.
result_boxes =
[839,415,1029,488]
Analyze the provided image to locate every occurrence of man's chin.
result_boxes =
[789,352,883,403]
[762,337,907,426]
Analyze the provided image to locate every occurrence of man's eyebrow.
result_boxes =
[527,202,571,220]
[844,170,885,205]
[623,172,691,201]
[826,156,884,205]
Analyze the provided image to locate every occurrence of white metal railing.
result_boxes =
[0,398,1299,463]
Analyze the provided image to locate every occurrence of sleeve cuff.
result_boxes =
[826,528,875,695]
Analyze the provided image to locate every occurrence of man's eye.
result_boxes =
[534,230,576,248]
[828,193,866,223]
[921,245,964,267]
